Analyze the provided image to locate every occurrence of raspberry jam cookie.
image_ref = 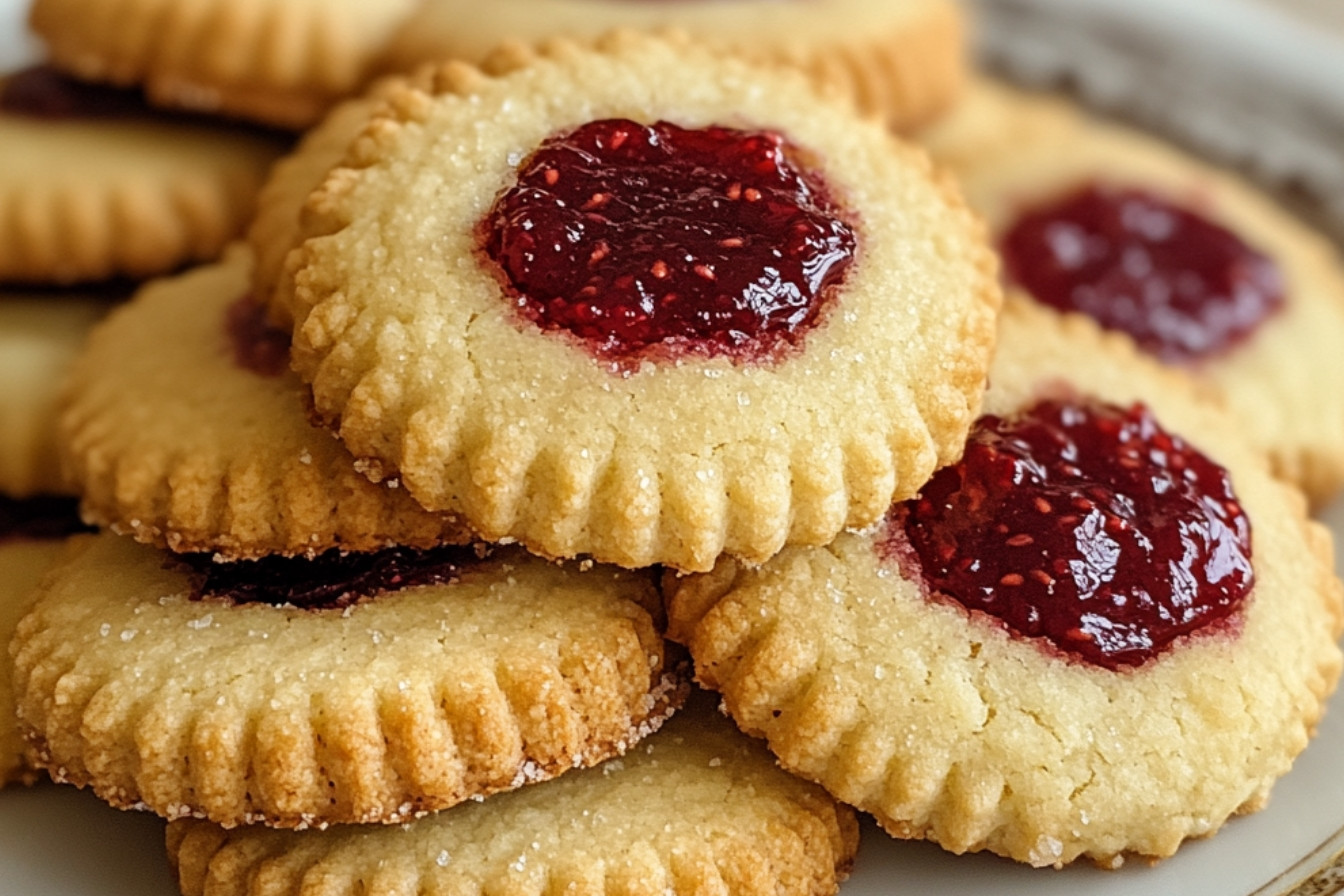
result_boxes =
[59,246,473,558]
[383,0,966,132]
[920,80,1344,506]
[0,67,284,284]
[0,498,87,786]
[0,287,113,497]
[284,34,1000,572]
[28,0,415,130]
[166,691,858,896]
[11,532,685,828]
[666,297,1344,868]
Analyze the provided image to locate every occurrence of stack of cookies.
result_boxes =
[3,0,1344,891]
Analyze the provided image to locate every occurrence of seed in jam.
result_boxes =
[884,397,1254,669]
[225,295,291,378]
[182,544,486,609]
[482,118,857,365]
[0,65,150,120]
[1001,183,1284,364]
[0,495,93,542]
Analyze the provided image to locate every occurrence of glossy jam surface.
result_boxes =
[483,118,856,365]
[885,398,1254,669]
[1002,183,1284,363]
[184,544,484,609]
[0,495,91,542]
[225,295,291,378]
[0,65,149,119]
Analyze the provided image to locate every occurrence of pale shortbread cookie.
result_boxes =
[0,290,110,497]
[166,691,858,896]
[920,79,1344,507]
[12,532,685,829]
[666,297,1344,868]
[1,536,73,786]
[0,72,285,284]
[284,33,1000,572]
[28,0,416,129]
[382,0,967,132]
[59,245,473,558]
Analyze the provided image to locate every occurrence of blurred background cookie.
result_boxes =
[27,0,416,130]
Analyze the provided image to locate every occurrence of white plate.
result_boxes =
[2,0,1343,892]
[1,502,1343,896]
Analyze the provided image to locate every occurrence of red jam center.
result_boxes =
[482,118,856,364]
[225,295,291,378]
[1002,183,1284,363]
[0,495,92,543]
[184,544,484,609]
[0,65,150,119]
[884,398,1253,669]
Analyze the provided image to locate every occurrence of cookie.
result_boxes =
[166,690,857,896]
[27,0,416,130]
[382,0,967,132]
[1,498,88,786]
[283,33,1001,572]
[11,531,685,828]
[59,245,475,558]
[666,296,1344,868]
[0,67,285,284]
[0,287,113,497]
[919,79,1344,507]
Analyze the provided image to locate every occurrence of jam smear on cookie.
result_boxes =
[483,118,856,365]
[0,495,92,542]
[1002,183,1284,363]
[225,295,291,378]
[1,65,151,120]
[184,544,486,609]
[885,397,1253,669]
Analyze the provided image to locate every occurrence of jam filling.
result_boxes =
[0,495,92,542]
[225,295,291,378]
[0,65,152,120]
[182,544,485,609]
[1002,183,1284,363]
[884,397,1253,669]
[482,118,856,364]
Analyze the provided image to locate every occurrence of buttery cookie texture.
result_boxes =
[919,79,1344,507]
[27,0,416,130]
[0,68,285,284]
[666,297,1344,868]
[382,0,967,131]
[11,533,684,829]
[166,692,858,896]
[0,289,111,497]
[283,34,1000,572]
[59,246,473,558]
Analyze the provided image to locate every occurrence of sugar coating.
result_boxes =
[383,0,967,132]
[11,533,685,828]
[919,79,1344,507]
[666,298,1344,867]
[0,103,283,283]
[166,693,858,896]
[284,33,1001,572]
[59,246,473,558]
[28,0,415,130]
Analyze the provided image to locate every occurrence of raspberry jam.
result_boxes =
[1002,183,1284,363]
[225,295,290,378]
[0,65,149,119]
[0,495,92,542]
[884,398,1254,669]
[482,118,856,365]
[184,544,484,609]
